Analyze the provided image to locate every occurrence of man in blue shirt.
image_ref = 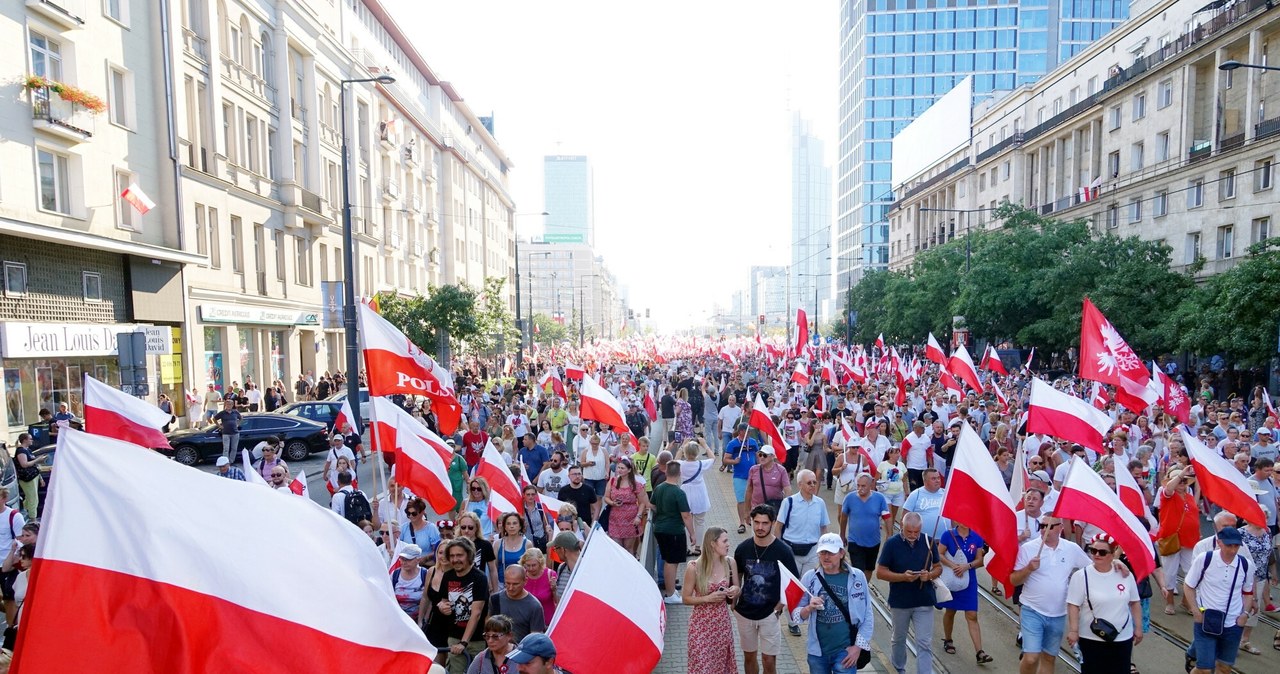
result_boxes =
[723,422,759,534]
[840,473,891,573]
[518,433,550,481]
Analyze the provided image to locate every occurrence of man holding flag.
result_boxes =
[793,533,874,673]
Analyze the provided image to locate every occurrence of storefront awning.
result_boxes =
[0,215,207,266]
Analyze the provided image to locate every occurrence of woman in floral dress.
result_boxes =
[675,389,695,442]
[682,527,739,673]
[604,457,649,556]
[1238,513,1273,654]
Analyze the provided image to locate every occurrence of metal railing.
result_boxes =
[1257,116,1280,141]
[30,87,95,138]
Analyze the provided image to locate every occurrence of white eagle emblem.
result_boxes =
[1094,320,1142,377]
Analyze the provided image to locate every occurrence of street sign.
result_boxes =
[120,383,150,397]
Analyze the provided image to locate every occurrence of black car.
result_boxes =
[162,413,329,466]
[277,400,343,433]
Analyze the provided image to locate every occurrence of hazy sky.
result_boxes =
[386,0,837,331]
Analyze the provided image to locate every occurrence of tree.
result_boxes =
[474,276,519,354]
[373,284,480,360]
[1175,238,1280,366]
[531,313,570,345]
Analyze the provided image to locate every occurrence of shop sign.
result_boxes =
[199,304,319,326]
[144,326,172,355]
[0,322,141,358]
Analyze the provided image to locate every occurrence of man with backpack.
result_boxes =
[331,471,372,524]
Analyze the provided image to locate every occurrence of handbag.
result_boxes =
[813,572,874,670]
[1083,567,1128,642]
[1197,554,1242,637]
[924,537,953,603]
[1155,498,1186,556]
[939,532,971,593]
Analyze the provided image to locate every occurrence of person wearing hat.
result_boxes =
[214,455,245,481]
[1184,527,1255,674]
[506,633,564,673]
[745,444,791,512]
[391,543,428,622]
[1250,428,1278,464]
[1155,465,1201,611]
[795,532,873,672]
[624,399,649,441]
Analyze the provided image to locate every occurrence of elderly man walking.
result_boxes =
[776,469,830,636]
[877,512,942,674]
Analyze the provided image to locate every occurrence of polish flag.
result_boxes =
[790,361,810,387]
[548,527,664,674]
[333,398,357,435]
[1052,456,1155,580]
[120,182,156,215]
[941,423,1019,595]
[750,393,787,463]
[12,430,436,672]
[565,361,585,380]
[1027,378,1114,453]
[980,345,1009,377]
[925,333,947,365]
[1090,381,1109,410]
[939,370,964,400]
[778,561,810,619]
[289,469,310,498]
[947,343,983,394]
[894,367,908,408]
[992,381,1010,414]
[843,419,878,478]
[515,463,569,520]
[794,309,809,358]
[1179,428,1266,527]
[643,386,658,422]
[82,375,173,449]
[368,397,457,515]
[875,333,885,351]
[242,449,269,487]
[1113,462,1155,529]
[1079,299,1156,414]
[476,441,522,520]
[579,375,629,435]
[1150,363,1190,425]
[1023,347,1036,373]
[539,369,566,399]
[358,302,462,435]
[1264,389,1279,422]
[1009,441,1030,510]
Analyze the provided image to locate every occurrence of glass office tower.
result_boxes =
[836,0,1128,289]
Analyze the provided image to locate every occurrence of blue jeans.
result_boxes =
[1192,622,1242,669]
[808,651,856,674]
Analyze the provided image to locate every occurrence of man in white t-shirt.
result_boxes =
[859,424,892,466]
[901,421,932,492]
[1184,527,1254,674]
[536,451,570,499]
[717,395,743,449]
[507,404,531,439]
[1011,515,1091,674]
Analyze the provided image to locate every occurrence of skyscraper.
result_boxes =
[543,155,593,246]
[791,113,833,325]
[835,0,1129,289]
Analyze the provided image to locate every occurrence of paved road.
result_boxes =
[195,433,383,509]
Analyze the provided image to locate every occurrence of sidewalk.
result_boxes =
[652,465,886,673]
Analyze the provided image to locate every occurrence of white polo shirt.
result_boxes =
[1185,549,1251,623]
[1015,537,1090,617]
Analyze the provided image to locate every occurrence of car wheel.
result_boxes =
[173,445,200,466]
[284,440,309,462]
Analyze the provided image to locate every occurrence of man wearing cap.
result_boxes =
[1250,428,1278,464]
[1011,515,1092,674]
[795,532,874,673]
[214,455,245,480]
[1184,527,1254,674]
[625,399,649,441]
[391,543,427,622]
[549,531,582,601]
[725,424,761,534]
[746,445,791,511]
[488,564,546,641]
[507,633,565,674]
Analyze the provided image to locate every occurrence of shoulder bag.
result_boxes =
[1083,567,1129,641]
[814,572,873,670]
[925,536,953,604]
[1195,552,1245,636]
[939,530,971,593]
[1155,496,1186,557]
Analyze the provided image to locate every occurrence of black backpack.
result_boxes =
[343,489,372,524]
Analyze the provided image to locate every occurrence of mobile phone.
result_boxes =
[667,431,677,442]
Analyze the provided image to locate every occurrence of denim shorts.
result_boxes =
[1019,606,1066,655]
[733,478,748,502]
[585,478,607,498]
[1193,622,1242,669]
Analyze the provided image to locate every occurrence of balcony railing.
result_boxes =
[319,122,340,148]
[1220,131,1246,152]
[221,57,275,105]
[26,0,85,29]
[412,240,425,258]
[182,28,208,61]
[381,179,400,201]
[1188,140,1212,162]
[300,188,324,214]
[410,194,423,213]
[31,87,94,140]
[1257,116,1280,141]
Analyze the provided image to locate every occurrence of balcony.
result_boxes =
[26,0,85,30]
[182,28,209,62]
[300,188,324,214]
[410,194,423,213]
[388,232,402,250]
[319,122,340,148]
[1258,116,1280,141]
[1188,140,1212,162]
[220,57,275,105]
[412,240,425,258]
[402,142,419,167]
[381,179,400,202]
[1220,131,1246,152]
[290,99,306,124]
[425,209,438,225]
[30,87,95,142]
[424,164,437,183]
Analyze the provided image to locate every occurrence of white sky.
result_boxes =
[386,0,838,331]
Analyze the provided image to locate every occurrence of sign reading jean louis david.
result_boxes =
[0,322,143,358]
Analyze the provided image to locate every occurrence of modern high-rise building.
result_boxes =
[749,266,789,328]
[836,0,1130,289]
[791,113,833,325]
[543,155,593,246]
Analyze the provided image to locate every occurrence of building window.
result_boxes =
[1188,179,1204,208]
[1108,105,1122,130]
[230,215,243,273]
[1156,131,1170,161]
[108,66,133,128]
[1221,169,1236,200]
[1186,232,1201,264]
[1132,92,1146,121]
[294,236,311,286]
[1217,225,1234,259]
[194,203,208,256]
[3,262,27,297]
[209,207,221,268]
[222,102,236,165]
[29,31,63,80]
[115,170,136,231]
[1129,197,1142,223]
[105,0,129,25]
[36,148,71,215]
[1002,161,1010,180]
[82,271,102,302]
[1157,79,1173,109]
[245,114,259,173]
[274,230,286,281]
[1154,190,1168,217]
[1106,203,1119,228]
[1107,151,1120,178]
[1256,158,1274,191]
[1131,142,1144,171]
[1252,217,1271,243]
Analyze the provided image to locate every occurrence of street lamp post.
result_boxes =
[339,73,395,434]
[579,274,601,348]
[511,212,548,368]
[1219,60,1280,73]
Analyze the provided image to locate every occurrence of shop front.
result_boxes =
[196,303,325,396]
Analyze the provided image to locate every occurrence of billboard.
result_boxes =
[891,76,974,189]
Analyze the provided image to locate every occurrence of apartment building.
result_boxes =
[889,0,1280,279]
[519,239,627,344]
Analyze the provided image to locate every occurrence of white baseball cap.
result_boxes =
[816,532,844,555]
[215,456,230,467]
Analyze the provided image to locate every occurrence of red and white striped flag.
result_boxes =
[358,302,462,435]
[1090,381,1109,410]
[1179,427,1266,527]
[476,440,522,521]
[1053,455,1155,580]
[925,332,947,365]
[947,343,983,393]
[120,182,156,215]
[333,398,357,434]
[83,375,172,449]
[368,397,457,516]
[289,469,310,498]
[942,423,1019,595]
[1113,461,1155,529]
[750,393,787,463]
[1027,378,1113,453]
[778,560,810,617]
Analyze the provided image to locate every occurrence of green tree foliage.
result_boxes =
[531,313,570,345]
[1175,238,1280,366]
[475,276,519,353]
[373,284,480,356]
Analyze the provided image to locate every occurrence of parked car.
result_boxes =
[277,400,343,433]
[161,413,329,466]
[326,388,370,421]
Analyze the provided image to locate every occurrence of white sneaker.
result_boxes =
[663,593,683,605]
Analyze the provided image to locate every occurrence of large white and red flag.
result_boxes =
[790,361,811,387]
[1027,378,1114,453]
[794,309,810,358]
[368,397,457,515]
[357,302,462,434]
[475,441,522,520]
[992,380,1010,414]
[539,368,566,399]
[750,393,787,463]
[778,560,810,619]
[579,374,629,435]
[82,375,172,449]
[564,361,585,380]
[925,333,947,365]
[1052,455,1156,580]
[939,370,964,400]
[874,333,885,351]
[1079,298,1156,414]
[1179,427,1266,527]
[946,343,983,393]
[980,345,1009,376]
[1113,462,1156,529]
[13,430,436,672]
[1149,362,1190,425]
[941,423,1019,594]
[120,182,156,215]
[548,526,664,674]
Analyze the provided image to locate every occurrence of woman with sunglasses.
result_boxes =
[465,477,496,539]
[401,497,441,565]
[456,511,499,594]
[465,615,516,674]
[1066,534,1142,674]
[520,485,554,553]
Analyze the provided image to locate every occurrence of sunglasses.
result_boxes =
[271,473,285,478]
[1044,523,1063,530]
[482,632,509,640]
[406,510,420,516]
[1086,547,1113,556]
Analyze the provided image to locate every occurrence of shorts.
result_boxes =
[1192,622,1242,669]
[881,490,904,507]
[586,478,607,498]
[655,531,687,563]
[733,478,748,503]
[0,570,16,601]
[1019,606,1066,655]
[735,612,782,656]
